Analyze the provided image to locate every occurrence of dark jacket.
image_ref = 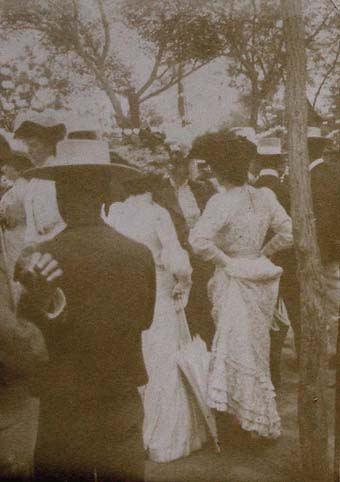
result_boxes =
[17,221,156,478]
[153,178,214,250]
[310,160,340,263]
[255,174,290,214]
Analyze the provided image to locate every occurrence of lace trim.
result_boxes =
[208,354,281,439]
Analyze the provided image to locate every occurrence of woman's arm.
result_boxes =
[189,193,232,267]
[261,189,293,258]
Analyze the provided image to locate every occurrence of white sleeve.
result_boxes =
[156,207,192,284]
[261,189,293,257]
[189,193,231,267]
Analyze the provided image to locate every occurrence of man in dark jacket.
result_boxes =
[0,262,50,482]
[255,137,297,388]
[308,127,340,363]
[16,146,156,482]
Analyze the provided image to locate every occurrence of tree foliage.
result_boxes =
[0,41,70,130]
[2,0,224,127]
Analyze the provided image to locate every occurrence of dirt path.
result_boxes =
[146,330,335,482]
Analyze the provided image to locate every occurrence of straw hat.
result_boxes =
[256,137,283,157]
[24,139,143,183]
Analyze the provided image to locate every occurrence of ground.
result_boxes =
[146,329,336,482]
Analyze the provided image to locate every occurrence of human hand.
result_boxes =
[172,282,186,300]
[16,252,63,311]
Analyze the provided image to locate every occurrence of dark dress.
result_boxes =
[17,221,156,482]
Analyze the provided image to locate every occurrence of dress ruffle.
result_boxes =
[207,353,281,438]
[207,259,282,439]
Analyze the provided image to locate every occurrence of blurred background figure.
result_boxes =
[14,110,67,245]
[0,151,33,304]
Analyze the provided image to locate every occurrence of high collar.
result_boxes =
[309,158,324,172]
[259,168,279,179]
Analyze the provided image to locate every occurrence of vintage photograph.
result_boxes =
[0,0,339,481]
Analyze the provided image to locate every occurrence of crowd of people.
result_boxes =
[0,109,339,482]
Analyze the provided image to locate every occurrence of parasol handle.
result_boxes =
[174,295,192,348]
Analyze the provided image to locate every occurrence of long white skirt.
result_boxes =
[141,266,207,463]
[207,257,282,439]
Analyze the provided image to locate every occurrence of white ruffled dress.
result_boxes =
[105,193,207,462]
[189,186,293,439]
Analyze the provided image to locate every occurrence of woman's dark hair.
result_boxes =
[14,121,66,154]
[5,151,33,173]
[190,131,256,186]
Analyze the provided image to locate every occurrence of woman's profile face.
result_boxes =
[21,136,50,166]
[2,164,20,181]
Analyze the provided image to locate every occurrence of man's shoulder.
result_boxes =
[26,224,153,262]
[312,161,340,188]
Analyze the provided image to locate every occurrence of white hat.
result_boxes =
[307,126,324,139]
[230,127,257,145]
[257,137,282,156]
[24,139,143,182]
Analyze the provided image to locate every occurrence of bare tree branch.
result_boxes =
[96,0,111,62]
[312,40,340,108]
[140,59,211,102]
[137,44,165,97]
[305,11,332,45]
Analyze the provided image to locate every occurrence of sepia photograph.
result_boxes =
[0,0,339,481]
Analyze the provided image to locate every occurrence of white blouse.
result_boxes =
[189,185,293,267]
[105,194,192,285]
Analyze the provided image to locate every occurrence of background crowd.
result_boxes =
[0,105,338,482]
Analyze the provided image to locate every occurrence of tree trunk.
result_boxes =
[96,73,127,127]
[281,0,329,480]
[177,64,188,127]
[127,88,141,128]
[249,85,260,130]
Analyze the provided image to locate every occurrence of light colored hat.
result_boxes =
[230,127,257,145]
[257,137,282,156]
[307,126,324,139]
[24,139,143,182]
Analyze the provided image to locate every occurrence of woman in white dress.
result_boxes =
[189,133,293,439]
[105,174,207,463]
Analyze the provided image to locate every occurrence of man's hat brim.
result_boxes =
[23,163,143,183]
